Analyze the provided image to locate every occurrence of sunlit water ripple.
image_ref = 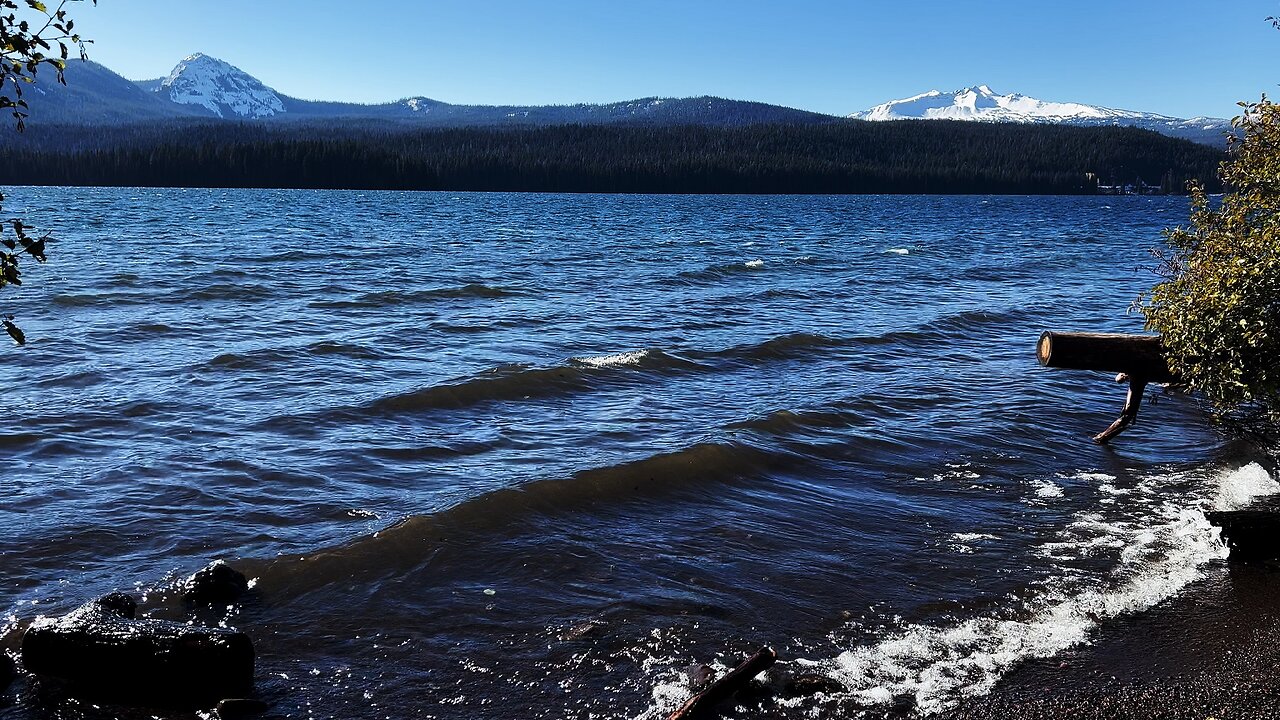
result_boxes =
[0,189,1269,719]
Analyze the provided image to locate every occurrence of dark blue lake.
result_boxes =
[0,189,1271,718]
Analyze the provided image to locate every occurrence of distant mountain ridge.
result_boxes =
[17,54,1232,146]
[850,85,1231,145]
[29,53,832,129]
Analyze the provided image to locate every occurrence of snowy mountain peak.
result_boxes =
[158,53,285,119]
[848,85,1233,146]
[849,85,1168,124]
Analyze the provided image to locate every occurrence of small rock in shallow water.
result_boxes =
[684,663,716,691]
[96,591,138,619]
[215,697,270,718]
[782,673,845,697]
[184,561,250,606]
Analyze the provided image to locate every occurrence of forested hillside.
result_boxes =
[0,119,1224,194]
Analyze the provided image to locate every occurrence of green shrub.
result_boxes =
[1142,98,1280,439]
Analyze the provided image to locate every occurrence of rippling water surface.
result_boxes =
[0,189,1271,719]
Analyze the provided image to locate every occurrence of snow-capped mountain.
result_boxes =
[101,55,831,127]
[152,53,285,119]
[851,85,1231,145]
[11,57,1232,147]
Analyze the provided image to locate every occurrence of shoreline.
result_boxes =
[932,560,1280,720]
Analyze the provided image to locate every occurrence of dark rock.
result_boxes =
[1207,510,1280,561]
[0,651,14,692]
[96,592,138,619]
[782,673,845,697]
[183,561,250,606]
[684,663,716,691]
[21,592,254,705]
[216,697,270,718]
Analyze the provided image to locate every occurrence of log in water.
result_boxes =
[1036,331,1176,383]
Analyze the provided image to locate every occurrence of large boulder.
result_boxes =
[21,592,254,704]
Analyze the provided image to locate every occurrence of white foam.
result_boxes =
[1213,462,1278,510]
[744,259,766,268]
[794,463,1276,715]
[1029,478,1064,498]
[1069,472,1117,483]
[952,533,998,543]
[573,349,652,368]
[950,533,999,554]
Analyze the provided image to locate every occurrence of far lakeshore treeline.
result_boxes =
[0,119,1226,194]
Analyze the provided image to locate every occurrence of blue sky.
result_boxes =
[72,0,1280,118]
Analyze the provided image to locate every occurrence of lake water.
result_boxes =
[0,189,1272,719]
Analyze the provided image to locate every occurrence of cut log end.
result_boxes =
[1036,333,1053,367]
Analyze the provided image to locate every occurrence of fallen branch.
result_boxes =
[667,646,776,720]
[1036,331,1176,442]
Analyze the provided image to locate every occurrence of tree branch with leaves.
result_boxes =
[0,0,93,345]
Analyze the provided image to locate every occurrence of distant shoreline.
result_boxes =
[0,121,1222,196]
[0,182,1198,196]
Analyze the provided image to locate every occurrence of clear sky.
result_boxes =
[69,0,1280,119]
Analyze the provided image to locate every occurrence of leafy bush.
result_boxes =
[1142,98,1280,439]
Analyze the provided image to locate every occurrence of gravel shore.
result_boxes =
[935,561,1280,720]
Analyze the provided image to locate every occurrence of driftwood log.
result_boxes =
[1036,331,1176,443]
[667,647,776,720]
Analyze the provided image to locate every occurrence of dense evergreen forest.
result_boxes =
[0,119,1226,194]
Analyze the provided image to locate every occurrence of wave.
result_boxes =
[262,306,1029,431]
[308,283,515,309]
[709,332,846,363]
[675,259,771,283]
[728,408,841,433]
[364,349,701,415]
[626,462,1275,718]
[920,308,1022,335]
[184,283,277,302]
[204,340,388,372]
[241,441,788,597]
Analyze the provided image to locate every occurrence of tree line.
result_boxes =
[0,118,1225,195]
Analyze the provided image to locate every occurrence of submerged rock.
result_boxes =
[183,561,250,606]
[21,592,254,704]
[684,663,716,691]
[782,673,845,698]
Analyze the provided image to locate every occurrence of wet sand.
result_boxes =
[936,560,1280,720]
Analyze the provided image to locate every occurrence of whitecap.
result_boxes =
[573,349,652,368]
[1213,462,1278,510]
